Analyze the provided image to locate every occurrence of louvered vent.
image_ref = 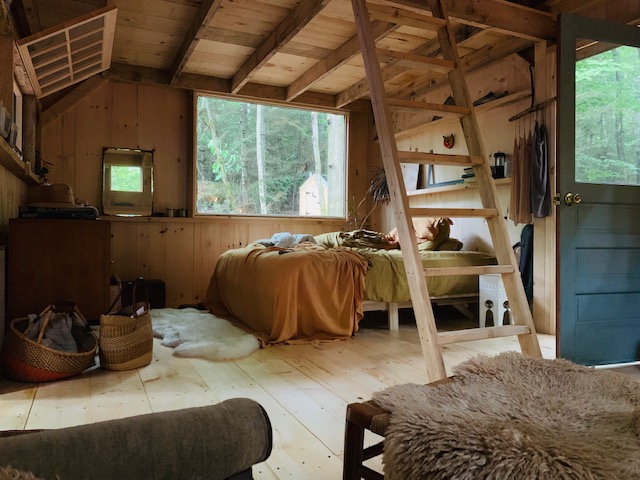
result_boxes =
[17,6,117,98]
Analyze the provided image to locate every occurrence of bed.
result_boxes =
[205,228,497,346]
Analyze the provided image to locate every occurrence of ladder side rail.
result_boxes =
[429,0,542,357]
[351,0,447,381]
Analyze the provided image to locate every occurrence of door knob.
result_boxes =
[564,192,582,206]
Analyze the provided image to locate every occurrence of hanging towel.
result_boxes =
[530,122,551,218]
[513,134,532,225]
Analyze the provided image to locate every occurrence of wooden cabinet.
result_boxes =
[8,219,111,323]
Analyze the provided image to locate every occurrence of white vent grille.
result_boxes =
[17,6,117,98]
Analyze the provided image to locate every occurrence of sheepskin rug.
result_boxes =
[151,308,259,361]
[372,352,640,480]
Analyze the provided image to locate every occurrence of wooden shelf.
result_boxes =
[408,177,511,197]
[0,137,40,184]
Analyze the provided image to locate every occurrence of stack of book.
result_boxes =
[462,167,476,183]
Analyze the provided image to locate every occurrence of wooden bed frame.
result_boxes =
[363,293,478,330]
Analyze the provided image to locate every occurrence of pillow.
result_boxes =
[436,237,463,251]
[387,218,452,245]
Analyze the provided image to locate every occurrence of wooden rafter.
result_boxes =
[286,20,398,101]
[230,0,332,94]
[105,62,370,112]
[40,75,107,129]
[169,0,223,86]
[372,0,556,41]
[19,0,41,35]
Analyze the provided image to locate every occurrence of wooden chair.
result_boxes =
[343,378,453,480]
[343,400,390,480]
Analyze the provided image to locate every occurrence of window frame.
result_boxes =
[192,92,350,220]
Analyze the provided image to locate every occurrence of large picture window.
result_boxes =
[195,95,347,217]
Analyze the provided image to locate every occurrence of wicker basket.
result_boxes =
[0,305,98,383]
[99,279,153,371]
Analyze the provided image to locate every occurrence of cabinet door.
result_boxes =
[8,219,111,323]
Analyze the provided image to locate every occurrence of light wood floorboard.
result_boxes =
[1,320,556,479]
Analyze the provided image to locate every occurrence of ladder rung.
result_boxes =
[376,48,454,74]
[410,207,498,218]
[423,265,515,277]
[437,325,532,345]
[397,151,483,166]
[387,98,471,117]
[367,3,446,31]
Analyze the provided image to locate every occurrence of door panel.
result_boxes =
[558,14,640,365]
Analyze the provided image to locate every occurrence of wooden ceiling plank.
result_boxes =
[376,48,454,73]
[367,3,445,31]
[169,0,223,85]
[375,0,556,41]
[286,20,397,101]
[230,0,332,94]
[40,74,107,129]
[547,0,602,17]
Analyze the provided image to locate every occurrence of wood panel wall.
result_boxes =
[41,80,372,307]
[0,167,27,244]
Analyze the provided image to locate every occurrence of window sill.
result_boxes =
[0,137,40,185]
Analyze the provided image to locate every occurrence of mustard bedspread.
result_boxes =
[205,244,369,346]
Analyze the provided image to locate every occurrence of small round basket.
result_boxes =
[0,306,98,383]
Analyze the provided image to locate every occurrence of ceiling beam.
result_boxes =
[18,0,41,35]
[230,0,332,94]
[104,63,370,112]
[169,0,223,86]
[41,75,108,130]
[286,20,398,102]
[375,0,556,41]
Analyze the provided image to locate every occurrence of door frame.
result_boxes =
[557,13,640,363]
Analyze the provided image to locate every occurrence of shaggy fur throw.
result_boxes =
[151,308,259,361]
[372,352,640,480]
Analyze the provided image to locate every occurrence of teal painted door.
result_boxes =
[558,14,640,365]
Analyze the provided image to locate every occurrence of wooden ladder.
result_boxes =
[351,0,542,382]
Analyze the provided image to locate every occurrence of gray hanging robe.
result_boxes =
[530,121,551,218]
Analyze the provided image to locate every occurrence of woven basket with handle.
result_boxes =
[99,278,153,371]
[0,303,98,382]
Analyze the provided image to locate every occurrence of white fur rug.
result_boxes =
[151,308,260,361]
[373,352,640,480]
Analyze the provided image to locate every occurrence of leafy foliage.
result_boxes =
[195,96,346,216]
[575,46,640,185]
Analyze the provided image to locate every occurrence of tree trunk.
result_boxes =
[327,114,345,217]
[611,49,625,180]
[202,100,236,209]
[240,103,249,210]
[256,104,267,214]
[311,111,326,215]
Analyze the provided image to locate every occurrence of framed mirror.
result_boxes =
[102,147,153,216]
